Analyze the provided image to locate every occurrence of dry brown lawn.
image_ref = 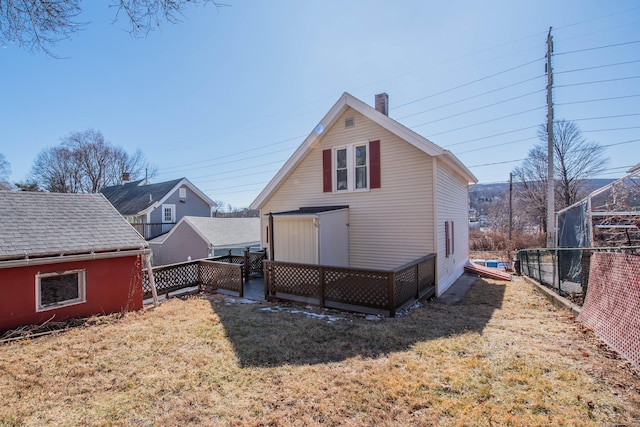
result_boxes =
[1,277,639,426]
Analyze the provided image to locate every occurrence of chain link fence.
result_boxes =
[517,247,640,305]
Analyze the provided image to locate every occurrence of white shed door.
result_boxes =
[273,217,317,264]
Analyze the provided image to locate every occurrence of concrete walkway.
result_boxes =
[435,273,479,305]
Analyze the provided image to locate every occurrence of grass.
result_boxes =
[1,277,638,426]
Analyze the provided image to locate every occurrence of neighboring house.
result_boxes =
[148,216,260,265]
[101,177,216,240]
[0,192,148,333]
[250,92,478,296]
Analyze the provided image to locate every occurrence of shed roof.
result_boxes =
[149,216,260,248]
[0,192,147,261]
[271,206,349,216]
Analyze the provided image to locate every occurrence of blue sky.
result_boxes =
[1,1,639,209]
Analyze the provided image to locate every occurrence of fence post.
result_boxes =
[537,250,542,284]
[243,248,250,283]
[388,272,396,317]
[319,266,325,308]
[554,248,561,295]
[264,262,271,300]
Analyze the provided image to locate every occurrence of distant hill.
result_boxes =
[469,178,617,216]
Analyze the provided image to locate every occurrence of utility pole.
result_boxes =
[545,27,555,248]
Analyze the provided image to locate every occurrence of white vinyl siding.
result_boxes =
[435,161,471,295]
[261,107,435,270]
[273,217,317,264]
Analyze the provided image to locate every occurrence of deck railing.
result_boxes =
[141,250,266,299]
[263,254,436,317]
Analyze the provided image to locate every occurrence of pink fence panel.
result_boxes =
[578,252,640,369]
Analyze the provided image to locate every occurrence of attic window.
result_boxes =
[179,187,187,199]
[344,117,354,128]
[36,269,86,312]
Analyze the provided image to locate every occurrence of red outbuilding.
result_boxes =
[0,191,148,333]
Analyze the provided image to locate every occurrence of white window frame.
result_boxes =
[333,142,370,193]
[162,204,176,223]
[36,269,87,312]
[179,187,187,199]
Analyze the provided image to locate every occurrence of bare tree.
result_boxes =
[30,129,153,193]
[0,153,12,188]
[512,144,548,232]
[1,1,228,55]
[512,120,608,232]
[540,120,608,208]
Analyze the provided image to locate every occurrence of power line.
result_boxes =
[157,133,306,173]
[555,59,640,75]
[156,146,296,176]
[570,113,640,123]
[556,94,640,106]
[396,75,544,121]
[555,75,640,89]
[554,40,640,56]
[467,159,525,168]
[455,137,537,155]
[189,167,281,183]
[393,57,543,110]
[444,125,539,148]
[421,106,545,136]
[553,5,640,31]
[602,139,640,148]
[582,126,640,133]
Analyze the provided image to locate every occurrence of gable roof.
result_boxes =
[0,192,147,261]
[250,92,477,209]
[149,216,260,248]
[101,177,215,216]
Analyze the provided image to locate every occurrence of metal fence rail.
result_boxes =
[517,246,640,305]
[263,254,436,317]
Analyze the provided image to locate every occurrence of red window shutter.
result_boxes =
[451,221,455,254]
[370,140,381,189]
[445,221,450,258]
[322,149,332,192]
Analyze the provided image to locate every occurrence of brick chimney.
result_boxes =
[121,172,130,183]
[375,93,389,116]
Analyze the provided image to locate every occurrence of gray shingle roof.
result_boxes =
[0,192,148,260]
[150,216,260,248]
[100,178,184,216]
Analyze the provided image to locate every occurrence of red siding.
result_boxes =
[322,149,332,192]
[0,255,143,333]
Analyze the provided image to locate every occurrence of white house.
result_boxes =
[250,92,477,296]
